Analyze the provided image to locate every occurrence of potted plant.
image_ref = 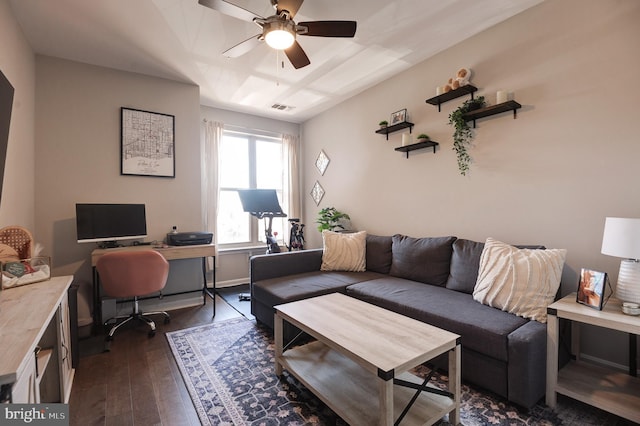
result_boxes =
[378,120,388,129]
[448,96,485,176]
[316,207,350,232]
[416,133,430,142]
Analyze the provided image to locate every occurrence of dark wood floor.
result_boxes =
[69,296,243,426]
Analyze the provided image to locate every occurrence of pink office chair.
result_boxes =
[96,250,171,341]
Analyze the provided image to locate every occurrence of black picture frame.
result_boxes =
[390,108,407,125]
[121,107,175,177]
[576,268,609,310]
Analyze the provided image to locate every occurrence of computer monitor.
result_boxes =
[75,203,147,246]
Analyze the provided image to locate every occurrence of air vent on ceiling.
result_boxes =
[271,103,295,111]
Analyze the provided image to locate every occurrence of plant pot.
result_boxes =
[466,102,483,112]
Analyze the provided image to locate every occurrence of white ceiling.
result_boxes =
[9,0,543,123]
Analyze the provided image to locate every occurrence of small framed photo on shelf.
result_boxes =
[390,109,407,125]
[576,268,608,310]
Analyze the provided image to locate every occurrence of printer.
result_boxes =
[166,231,213,246]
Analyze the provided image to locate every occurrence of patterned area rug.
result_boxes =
[167,318,633,425]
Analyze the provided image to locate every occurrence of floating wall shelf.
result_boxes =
[394,140,439,158]
[375,122,414,140]
[463,100,522,128]
[426,85,478,112]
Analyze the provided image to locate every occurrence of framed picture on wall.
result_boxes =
[121,107,175,177]
[576,268,609,310]
[390,109,407,125]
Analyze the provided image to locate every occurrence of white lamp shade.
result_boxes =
[601,217,640,260]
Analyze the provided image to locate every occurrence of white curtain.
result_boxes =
[282,133,301,222]
[202,120,223,268]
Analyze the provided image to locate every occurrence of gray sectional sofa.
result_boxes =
[250,234,551,408]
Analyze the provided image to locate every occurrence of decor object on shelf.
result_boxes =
[197,0,357,70]
[416,133,430,142]
[401,133,412,147]
[378,120,388,128]
[310,181,325,206]
[316,207,350,232]
[442,67,472,93]
[121,107,175,178]
[448,96,486,175]
[576,268,610,310]
[497,90,508,104]
[601,217,640,309]
[315,149,329,175]
[390,108,407,125]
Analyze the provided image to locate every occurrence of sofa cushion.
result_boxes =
[253,270,384,308]
[365,234,393,274]
[389,235,456,286]
[346,278,529,362]
[473,238,566,323]
[446,239,485,294]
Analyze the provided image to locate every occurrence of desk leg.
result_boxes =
[92,266,101,335]
[202,255,216,318]
[631,334,637,377]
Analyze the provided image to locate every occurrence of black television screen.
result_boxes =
[76,203,147,244]
[0,69,14,206]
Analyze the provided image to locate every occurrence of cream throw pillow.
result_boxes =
[473,238,566,323]
[321,230,367,272]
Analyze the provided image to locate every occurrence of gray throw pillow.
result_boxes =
[389,234,456,286]
[365,234,393,274]
[446,239,485,294]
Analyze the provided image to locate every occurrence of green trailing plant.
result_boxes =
[448,96,485,176]
[316,207,350,232]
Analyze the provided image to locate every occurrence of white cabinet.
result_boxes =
[11,352,38,403]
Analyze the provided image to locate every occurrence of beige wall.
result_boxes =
[0,0,36,227]
[34,57,201,320]
[301,0,640,367]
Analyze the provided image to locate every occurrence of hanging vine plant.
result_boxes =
[448,96,485,176]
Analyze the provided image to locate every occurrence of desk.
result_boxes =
[91,244,216,329]
[0,276,74,403]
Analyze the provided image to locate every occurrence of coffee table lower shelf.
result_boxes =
[556,361,640,423]
[279,340,456,426]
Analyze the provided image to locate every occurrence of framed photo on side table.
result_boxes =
[576,268,609,310]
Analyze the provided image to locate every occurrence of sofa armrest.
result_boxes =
[507,320,547,408]
[250,249,323,282]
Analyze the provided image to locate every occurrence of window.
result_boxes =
[217,130,288,247]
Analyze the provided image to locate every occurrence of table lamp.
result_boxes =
[601,217,640,307]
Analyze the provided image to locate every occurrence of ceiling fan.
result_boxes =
[198,0,357,69]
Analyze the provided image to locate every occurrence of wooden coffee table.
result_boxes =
[274,293,461,426]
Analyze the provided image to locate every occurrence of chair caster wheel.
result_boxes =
[148,330,156,338]
[164,317,171,324]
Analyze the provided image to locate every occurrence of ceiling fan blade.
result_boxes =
[297,21,357,37]
[198,0,263,22]
[222,34,262,58]
[273,0,303,18]
[285,41,310,69]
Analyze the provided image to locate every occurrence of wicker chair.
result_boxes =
[0,226,34,259]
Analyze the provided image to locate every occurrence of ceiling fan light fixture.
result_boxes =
[264,21,295,50]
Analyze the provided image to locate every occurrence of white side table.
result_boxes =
[546,294,640,423]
